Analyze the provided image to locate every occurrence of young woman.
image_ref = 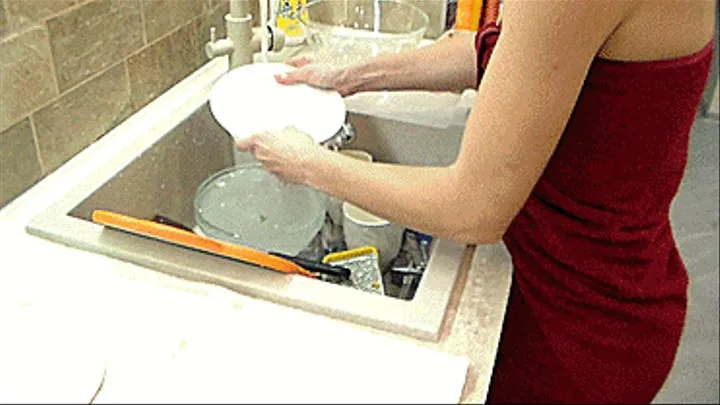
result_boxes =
[237,0,716,402]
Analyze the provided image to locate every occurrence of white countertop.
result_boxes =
[0,52,511,404]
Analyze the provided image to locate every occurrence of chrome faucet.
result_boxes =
[205,0,289,69]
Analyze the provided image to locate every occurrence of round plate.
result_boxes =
[209,63,346,143]
[194,164,326,256]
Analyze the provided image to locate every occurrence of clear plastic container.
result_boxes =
[194,164,326,256]
[298,0,429,68]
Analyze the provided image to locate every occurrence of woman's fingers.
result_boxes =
[275,58,315,85]
[285,57,312,68]
[275,68,314,86]
[235,135,258,152]
[274,72,299,85]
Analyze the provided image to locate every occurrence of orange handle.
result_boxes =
[92,210,316,278]
[456,0,483,31]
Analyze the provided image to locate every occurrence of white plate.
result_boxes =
[209,63,346,143]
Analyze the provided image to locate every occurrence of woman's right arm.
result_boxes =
[277,31,478,95]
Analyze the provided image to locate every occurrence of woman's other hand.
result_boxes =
[274,58,357,97]
[236,127,325,185]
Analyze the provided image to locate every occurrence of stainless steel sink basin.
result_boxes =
[26,60,469,341]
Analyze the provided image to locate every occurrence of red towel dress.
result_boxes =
[474,24,714,403]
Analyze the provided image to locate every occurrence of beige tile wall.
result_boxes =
[0,0,239,208]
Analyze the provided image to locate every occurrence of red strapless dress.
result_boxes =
[474,25,714,403]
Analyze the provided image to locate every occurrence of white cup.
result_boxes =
[339,150,374,161]
[342,202,404,271]
[325,149,373,226]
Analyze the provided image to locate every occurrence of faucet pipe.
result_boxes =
[229,0,251,19]
[226,11,254,67]
[206,0,306,69]
[206,23,305,63]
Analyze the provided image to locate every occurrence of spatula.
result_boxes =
[92,210,317,278]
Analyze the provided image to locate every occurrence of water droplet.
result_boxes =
[232,233,240,239]
[216,181,226,188]
[219,202,226,208]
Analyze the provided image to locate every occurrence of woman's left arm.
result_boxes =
[239,0,636,244]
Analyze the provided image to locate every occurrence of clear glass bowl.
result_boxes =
[298,0,429,68]
[194,164,326,256]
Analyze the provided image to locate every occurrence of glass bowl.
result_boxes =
[298,0,429,68]
[194,164,326,256]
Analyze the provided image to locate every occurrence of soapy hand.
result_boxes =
[236,127,324,185]
[274,57,357,97]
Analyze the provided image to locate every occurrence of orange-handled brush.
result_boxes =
[92,210,317,278]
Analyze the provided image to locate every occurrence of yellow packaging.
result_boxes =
[455,0,483,31]
[276,0,307,37]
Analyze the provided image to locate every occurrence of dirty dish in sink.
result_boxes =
[194,164,326,256]
[209,63,346,143]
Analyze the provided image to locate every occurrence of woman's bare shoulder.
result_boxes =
[599,0,716,61]
[502,0,715,62]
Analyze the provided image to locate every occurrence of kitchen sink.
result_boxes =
[26,59,470,341]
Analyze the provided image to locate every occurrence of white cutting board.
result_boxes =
[93,297,469,404]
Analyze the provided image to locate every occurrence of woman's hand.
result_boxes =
[274,58,357,97]
[236,127,326,185]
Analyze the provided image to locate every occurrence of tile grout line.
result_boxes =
[27,114,46,176]
[0,0,8,40]
[123,58,135,112]
[139,0,148,46]
[43,0,96,22]
[42,20,62,100]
